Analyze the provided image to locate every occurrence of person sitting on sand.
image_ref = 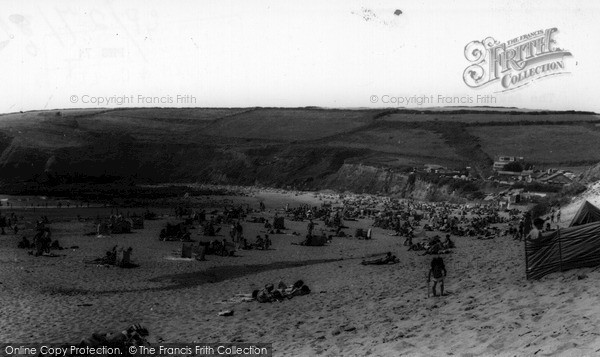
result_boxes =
[254,235,264,249]
[408,242,425,251]
[18,236,31,249]
[105,245,118,264]
[361,252,400,265]
[33,227,52,256]
[443,234,455,249]
[428,257,447,297]
[300,234,313,246]
[208,239,222,254]
[239,237,250,250]
[263,234,271,250]
[429,235,441,246]
[422,243,441,255]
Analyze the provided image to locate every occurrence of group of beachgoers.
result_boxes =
[0,212,22,235]
[89,245,136,268]
[253,280,311,303]
[406,234,455,255]
[238,234,272,250]
[36,324,150,357]
[14,219,62,256]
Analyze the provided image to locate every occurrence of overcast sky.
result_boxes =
[1,0,598,113]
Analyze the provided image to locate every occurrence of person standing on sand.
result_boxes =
[235,221,243,242]
[526,218,544,241]
[307,219,314,237]
[428,257,447,297]
[0,215,6,235]
[229,224,236,241]
[515,218,524,241]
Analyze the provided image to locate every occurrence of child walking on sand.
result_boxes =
[428,257,447,297]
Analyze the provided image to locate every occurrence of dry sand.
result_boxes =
[1,192,600,356]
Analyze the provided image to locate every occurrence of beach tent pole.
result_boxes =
[557,228,563,272]
[524,237,530,280]
[427,271,430,298]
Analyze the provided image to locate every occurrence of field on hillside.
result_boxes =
[469,125,600,165]
[326,127,460,159]
[382,112,600,123]
[199,108,376,141]
[62,108,379,144]
[108,108,251,121]
[79,108,253,140]
[1,107,600,187]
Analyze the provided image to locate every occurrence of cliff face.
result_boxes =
[323,164,410,194]
[322,164,461,200]
[0,136,461,197]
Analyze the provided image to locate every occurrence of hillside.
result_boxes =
[0,107,599,194]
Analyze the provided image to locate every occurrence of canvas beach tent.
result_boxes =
[569,200,600,227]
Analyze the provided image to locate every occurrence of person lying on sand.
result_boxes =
[18,236,31,249]
[77,323,149,349]
[422,237,454,255]
[422,242,442,255]
[252,280,310,303]
[361,252,400,265]
[283,280,311,298]
[408,242,425,251]
[428,257,447,297]
[253,284,279,303]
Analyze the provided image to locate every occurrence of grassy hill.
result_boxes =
[0,107,598,193]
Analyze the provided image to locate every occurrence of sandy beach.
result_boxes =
[2,191,600,356]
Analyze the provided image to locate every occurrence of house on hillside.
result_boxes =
[493,155,524,171]
[424,164,463,177]
[537,171,573,185]
[505,188,523,204]
[424,164,445,173]
[496,170,534,183]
